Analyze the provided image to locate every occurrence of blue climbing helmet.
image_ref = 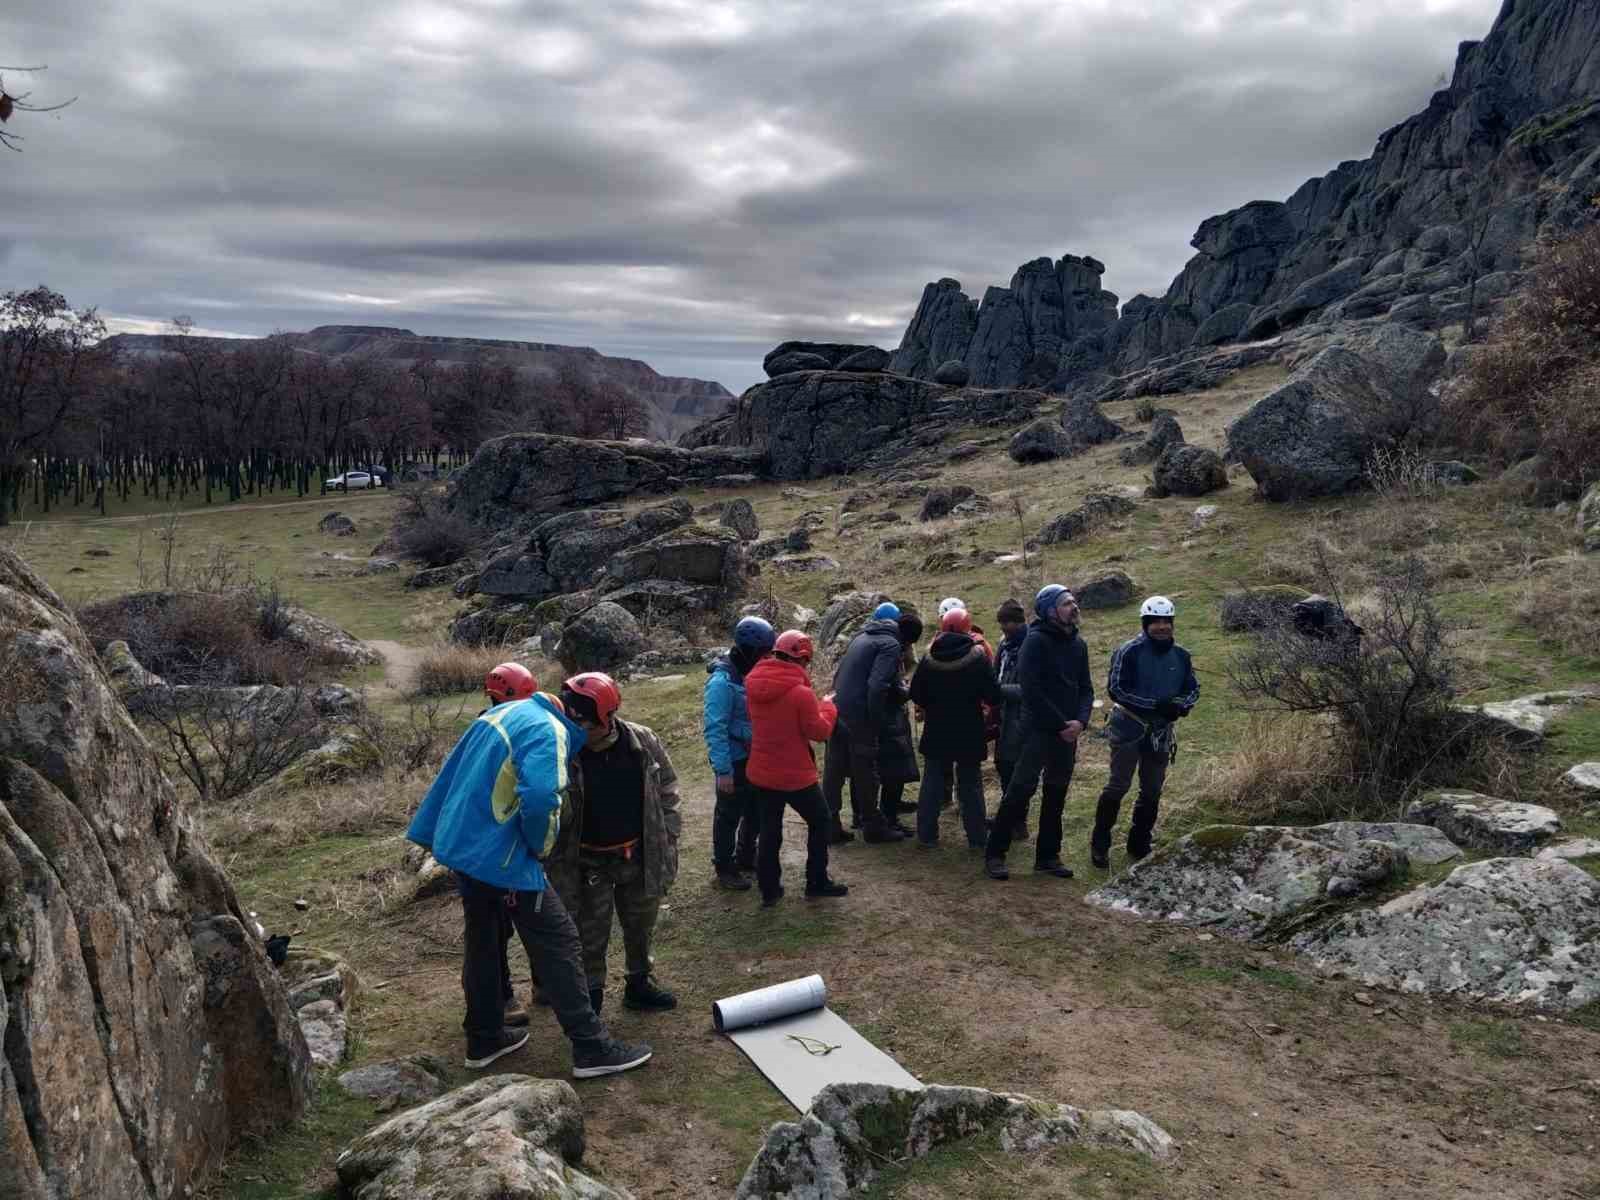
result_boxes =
[1034,584,1074,622]
[873,601,901,621]
[733,616,777,653]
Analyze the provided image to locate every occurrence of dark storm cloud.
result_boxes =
[4,0,1502,390]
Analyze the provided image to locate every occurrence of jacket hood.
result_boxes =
[708,655,732,678]
[929,631,978,663]
[861,618,903,638]
[1002,627,1026,650]
[745,656,812,703]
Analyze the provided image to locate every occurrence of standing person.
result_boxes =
[990,599,1029,841]
[876,611,924,837]
[983,585,1094,882]
[827,601,907,842]
[910,608,1007,849]
[544,673,682,1015]
[406,670,652,1076]
[1091,597,1200,867]
[745,631,848,905]
[704,616,776,890]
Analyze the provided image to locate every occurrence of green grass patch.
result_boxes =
[200,1077,377,1200]
[1448,1016,1526,1059]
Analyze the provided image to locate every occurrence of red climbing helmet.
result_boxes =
[561,672,623,730]
[939,608,973,635]
[774,630,814,664]
[485,662,536,704]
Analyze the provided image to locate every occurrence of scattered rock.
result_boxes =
[282,947,359,1069]
[335,1076,626,1200]
[1151,444,1229,498]
[735,1082,1174,1200]
[771,553,842,573]
[720,498,761,542]
[1562,762,1600,792]
[919,485,976,521]
[1036,490,1136,545]
[83,546,112,557]
[364,557,401,574]
[947,440,983,461]
[1537,838,1600,863]
[1453,688,1598,745]
[1192,504,1219,529]
[1059,394,1126,449]
[100,638,165,696]
[1405,791,1562,854]
[933,359,971,386]
[337,1055,451,1109]
[1070,570,1136,610]
[1432,460,1481,486]
[558,601,645,674]
[319,511,357,536]
[407,560,478,590]
[1009,417,1076,463]
[1119,413,1185,466]
[1292,858,1600,1011]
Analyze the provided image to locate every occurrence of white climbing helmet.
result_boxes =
[1140,596,1176,619]
[938,596,967,618]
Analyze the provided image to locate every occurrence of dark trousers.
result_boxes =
[994,758,1028,834]
[711,759,759,870]
[458,872,606,1046]
[985,731,1077,864]
[754,782,831,899]
[917,759,986,847]
[881,781,907,819]
[1092,737,1170,857]
[822,723,888,831]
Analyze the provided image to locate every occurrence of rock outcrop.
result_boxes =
[0,547,311,1200]
[1405,790,1562,854]
[763,342,890,377]
[1035,490,1136,545]
[334,1075,628,1200]
[1292,858,1600,1011]
[736,1082,1174,1200]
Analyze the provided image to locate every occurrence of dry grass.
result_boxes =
[410,642,507,697]
[204,764,432,854]
[1177,715,1353,825]
[1514,555,1600,660]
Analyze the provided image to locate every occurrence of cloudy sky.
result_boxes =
[6,0,1502,391]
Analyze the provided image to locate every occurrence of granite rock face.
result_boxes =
[0,547,311,1200]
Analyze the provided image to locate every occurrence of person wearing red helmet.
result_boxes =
[745,631,848,904]
[407,668,651,1077]
[485,661,537,704]
[545,673,682,1016]
[909,609,1008,850]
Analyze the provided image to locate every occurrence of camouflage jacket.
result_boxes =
[549,719,682,898]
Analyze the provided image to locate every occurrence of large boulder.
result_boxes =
[933,359,970,386]
[319,511,357,537]
[337,1054,450,1109]
[479,501,693,600]
[1405,790,1562,854]
[0,548,311,1200]
[1291,858,1600,1011]
[1084,823,1448,939]
[1226,325,1446,501]
[764,341,887,376]
[557,602,645,674]
[919,485,975,521]
[815,591,893,662]
[1059,394,1125,449]
[1069,569,1136,610]
[1036,490,1136,545]
[765,350,832,376]
[1150,443,1228,498]
[1453,688,1598,744]
[603,524,745,591]
[736,1082,1174,1200]
[1275,257,1367,325]
[1009,417,1075,464]
[447,433,764,531]
[1119,413,1184,466]
[719,497,761,542]
[335,1075,627,1200]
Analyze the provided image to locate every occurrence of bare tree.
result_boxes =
[592,379,652,440]
[138,679,326,804]
[0,65,75,152]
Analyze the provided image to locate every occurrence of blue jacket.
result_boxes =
[703,655,754,777]
[406,694,586,892]
[1106,634,1199,720]
[1019,619,1095,734]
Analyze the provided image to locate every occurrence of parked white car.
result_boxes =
[326,471,374,491]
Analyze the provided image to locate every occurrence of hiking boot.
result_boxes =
[862,823,906,844]
[1013,822,1031,841]
[464,1027,529,1069]
[892,819,915,837]
[1035,859,1074,878]
[503,999,531,1028]
[985,857,1010,881]
[623,976,677,1012]
[588,985,604,1015]
[572,1037,653,1079]
[828,827,856,846]
[761,887,785,907]
[1090,850,1110,870]
[1127,845,1151,863]
[714,867,752,891]
[804,878,849,899]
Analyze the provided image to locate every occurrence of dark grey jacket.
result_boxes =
[833,618,906,737]
[1018,619,1094,735]
[994,631,1027,764]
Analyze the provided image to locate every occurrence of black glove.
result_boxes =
[1156,701,1185,721]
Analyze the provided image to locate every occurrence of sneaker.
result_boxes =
[503,1000,532,1028]
[714,867,752,891]
[1090,851,1110,870]
[804,878,849,899]
[892,820,915,837]
[465,1027,529,1069]
[572,1037,653,1079]
[761,887,785,907]
[985,857,1010,881]
[623,976,678,1011]
[1035,859,1074,878]
[863,824,907,844]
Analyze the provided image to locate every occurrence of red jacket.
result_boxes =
[745,657,838,791]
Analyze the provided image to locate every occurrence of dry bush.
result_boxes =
[392,487,486,568]
[140,682,327,804]
[411,642,508,697]
[1178,716,1349,825]
[1514,557,1600,661]
[205,766,433,855]
[1365,445,1442,502]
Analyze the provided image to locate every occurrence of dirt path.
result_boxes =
[23,491,394,527]
[368,640,425,693]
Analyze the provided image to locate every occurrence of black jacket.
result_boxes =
[910,632,1006,764]
[993,630,1027,764]
[1106,633,1199,721]
[1018,619,1094,734]
[833,618,907,736]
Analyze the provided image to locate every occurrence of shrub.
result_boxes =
[140,682,327,804]
[1514,556,1600,661]
[1181,716,1347,824]
[411,642,509,697]
[1365,445,1441,502]
[1134,397,1158,423]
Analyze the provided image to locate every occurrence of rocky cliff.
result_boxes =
[892,0,1600,389]
[107,326,733,442]
[0,548,310,1200]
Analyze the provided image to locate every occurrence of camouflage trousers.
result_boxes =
[545,850,660,986]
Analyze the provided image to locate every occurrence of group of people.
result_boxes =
[405,582,1198,1074]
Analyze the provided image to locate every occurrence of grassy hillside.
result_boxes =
[7,366,1600,1200]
